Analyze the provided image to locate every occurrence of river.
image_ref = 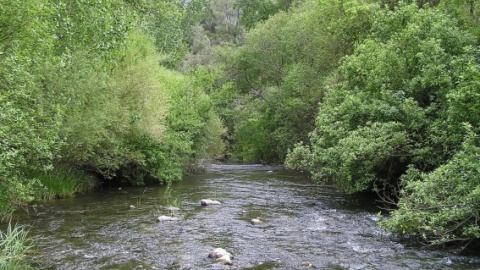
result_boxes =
[10,165,480,269]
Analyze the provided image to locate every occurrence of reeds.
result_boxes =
[29,167,97,200]
[0,222,33,270]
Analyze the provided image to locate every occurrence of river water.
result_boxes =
[10,165,480,269]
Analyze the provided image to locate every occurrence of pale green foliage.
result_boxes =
[114,65,225,184]
[112,31,169,141]
[163,68,225,159]
[1,0,224,215]
[51,0,130,59]
[126,0,188,67]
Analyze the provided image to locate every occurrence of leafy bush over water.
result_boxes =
[284,2,480,245]
[380,127,480,245]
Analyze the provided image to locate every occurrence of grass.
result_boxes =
[29,167,97,200]
[163,184,181,208]
[0,222,33,270]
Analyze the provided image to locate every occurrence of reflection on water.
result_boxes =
[7,165,480,269]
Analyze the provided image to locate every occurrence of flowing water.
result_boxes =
[9,165,480,269]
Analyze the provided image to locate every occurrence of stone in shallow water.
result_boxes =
[250,218,263,225]
[216,255,232,265]
[208,248,233,265]
[157,215,179,222]
[201,199,222,206]
[300,261,313,267]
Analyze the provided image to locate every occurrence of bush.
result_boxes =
[287,3,478,193]
[380,127,480,245]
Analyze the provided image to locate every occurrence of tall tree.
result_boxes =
[234,0,295,30]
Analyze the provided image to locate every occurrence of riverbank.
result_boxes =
[0,167,98,219]
[0,167,98,269]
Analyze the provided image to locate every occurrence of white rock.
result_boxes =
[208,248,233,265]
[216,254,232,265]
[208,248,231,258]
[300,261,313,267]
[250,218,263,225]
[157,215,179,222]
[201,199,222,206]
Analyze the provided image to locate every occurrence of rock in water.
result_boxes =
[208,248,233,265]
[157,215,179,222]
[300,261,313,267]
[201,199,222,206]
[250,218,263,225]
[216,254,232,265]
[208,248,233,259]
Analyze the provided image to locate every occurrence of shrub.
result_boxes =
[380,127,480,245]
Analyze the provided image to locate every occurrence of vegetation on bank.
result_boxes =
[0,0,225,218]
[1,0,479,256]
[0,223,32,270]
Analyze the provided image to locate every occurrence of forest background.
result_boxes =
[1,0,479,265]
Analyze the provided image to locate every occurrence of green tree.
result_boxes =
[287,3,477,192]
[440,0,480,39]
[0,0,62,216]
[125,0,188,67]
[1,0,223,215]
[225,0,375,163]
[234,0,295,30]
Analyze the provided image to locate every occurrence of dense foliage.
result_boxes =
[223,0,376,162]
[288,3,477,191]
[381,126,480,245]
[0,0,223,217]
